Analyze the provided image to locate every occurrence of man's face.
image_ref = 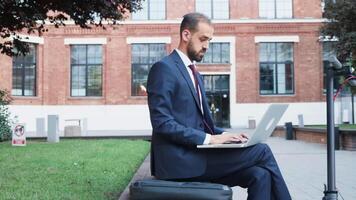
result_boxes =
[186,22,213,62]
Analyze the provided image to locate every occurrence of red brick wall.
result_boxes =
[273,128,356,151]
[231,0,322,19]
[294,0,322,19]
[234,23,323,103]
[341,134,356,151]
[236,34,259,103]
[105,36,131,104]
[296,131,327,144]
[272,128,285,138]
[167,0,195,20]
[0,54,13,91]
[294,34,324,102]
[232,0,259,19]
[272,128,327,143]
[0,0,324,106]
[46,37,69,105]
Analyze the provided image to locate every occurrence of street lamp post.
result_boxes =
[323,66,338,200]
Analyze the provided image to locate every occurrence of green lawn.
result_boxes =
[306,124,356,129]
[0,139,150,200]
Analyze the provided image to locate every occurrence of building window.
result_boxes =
[196,0,229,19]
[132,0,166,20]
[259,43,294,95]
[259,0,293,19]
[70,45,102,97]
[322,42,341,93]
[131,44,166,96]
[202,43,230,64]
[12,44,37,96]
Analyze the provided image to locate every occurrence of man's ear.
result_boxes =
[182,29,191,42]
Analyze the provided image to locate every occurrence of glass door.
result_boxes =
[203,75,230,128]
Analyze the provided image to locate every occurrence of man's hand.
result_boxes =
[210,133,249,144]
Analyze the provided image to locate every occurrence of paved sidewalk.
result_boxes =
[120,137,356,200]
[235,137,356,200]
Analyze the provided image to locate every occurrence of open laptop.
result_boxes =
[197,104,289,148]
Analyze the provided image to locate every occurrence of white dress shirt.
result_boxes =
[175,49,211,144]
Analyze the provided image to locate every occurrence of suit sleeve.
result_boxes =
[147,61,206,146]
[214,126,225,135]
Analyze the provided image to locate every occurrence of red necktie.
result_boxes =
[188,64,214,135]
[188,64,201,104]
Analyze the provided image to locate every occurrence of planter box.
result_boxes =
[272,126,356,151]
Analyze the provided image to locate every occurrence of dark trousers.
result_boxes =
[178,143,291,200]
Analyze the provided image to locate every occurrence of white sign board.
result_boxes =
[12,124,26,146]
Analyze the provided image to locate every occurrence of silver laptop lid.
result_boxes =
[196,104,288,148]
[247,104,289,146]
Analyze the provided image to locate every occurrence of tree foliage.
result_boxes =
[321,0,356,68]
[0,89,12,142]
[0,0,143,56]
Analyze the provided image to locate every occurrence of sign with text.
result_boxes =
[12,124,26,146]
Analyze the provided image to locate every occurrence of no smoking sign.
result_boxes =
[12,124,26,146]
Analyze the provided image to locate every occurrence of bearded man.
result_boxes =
[147,12,291,200]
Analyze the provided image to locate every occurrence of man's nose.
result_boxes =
[202,42,209,50]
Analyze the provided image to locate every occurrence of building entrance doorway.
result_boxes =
[202,75,230,128]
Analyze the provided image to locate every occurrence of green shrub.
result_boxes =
[0,89,12,142]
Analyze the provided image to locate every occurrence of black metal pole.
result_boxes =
[323,67,338,200]
[352,93,355,124]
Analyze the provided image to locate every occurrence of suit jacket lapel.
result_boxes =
[170,51,203,115]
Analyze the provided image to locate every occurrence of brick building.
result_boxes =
[0,0,338,135]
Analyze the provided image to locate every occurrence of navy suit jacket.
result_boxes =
[147,50,224,180]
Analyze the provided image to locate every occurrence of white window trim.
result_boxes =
[12,34,44,44]
[211,36,235,43]
[255,36,299,43]
[126,37,171,44]
[64,38,107,45]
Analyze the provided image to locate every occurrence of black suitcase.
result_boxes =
[129,179,233,200]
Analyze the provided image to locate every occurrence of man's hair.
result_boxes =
[180,12,211,37]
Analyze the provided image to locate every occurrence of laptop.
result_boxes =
[197,104,289,148]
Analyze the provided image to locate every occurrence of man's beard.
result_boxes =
[187,41,205,62]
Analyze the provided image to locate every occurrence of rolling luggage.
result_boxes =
[129,179,233,200]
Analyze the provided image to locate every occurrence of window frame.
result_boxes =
[70,44,103,97]
[131,0,167,20]
[12,44,37,97]
[259,42,295,95]
[195,0,230,20]
[201,42,230,64]
[259,0,294,19]
[131,43,166,96]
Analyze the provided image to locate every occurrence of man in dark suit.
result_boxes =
[147,12,291,200]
